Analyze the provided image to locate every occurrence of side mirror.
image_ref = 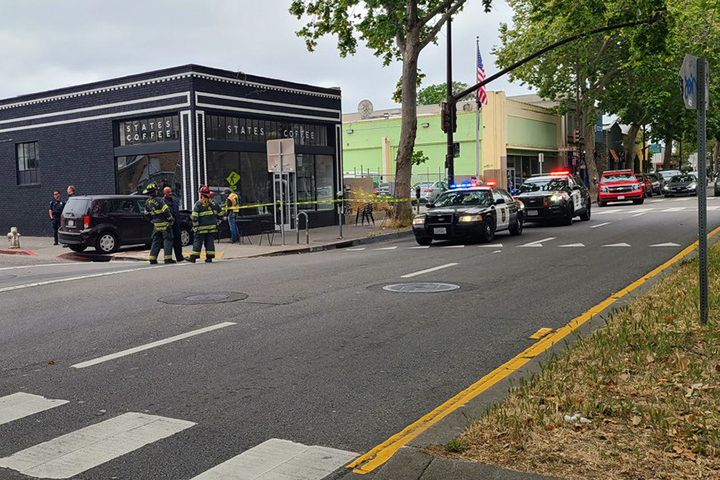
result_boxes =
[495,198,505,205]
[426,203,435,209]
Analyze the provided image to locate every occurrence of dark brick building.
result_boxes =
[0,65,343,235]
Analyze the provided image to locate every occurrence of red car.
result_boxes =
[598,170,645,207]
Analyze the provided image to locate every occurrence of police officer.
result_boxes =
[188,185,221,263]
[48,191,65,245]
[143,182,175,264]
[224,188,240,243]
[162,186,184,262]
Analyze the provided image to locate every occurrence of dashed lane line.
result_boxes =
[346,248,366,251]
[70,322,237,369]
[650,242,682,247]
[375,246,398,251]
[400,263,459,279]
[478,243,503,248]
[593,209,622,215]
[441,245,465,249]
[558,243,585,248]
[661,207,687,212]
[603,243,631,247]
[590,222,611,229]
[518,237,555,248]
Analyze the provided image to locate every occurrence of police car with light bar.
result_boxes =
[515,170,591,225]
[412,183,524,245]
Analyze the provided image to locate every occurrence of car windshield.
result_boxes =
[660,170,680,179]
[62,198,91,217]
[519,177,568,192]
[433,190,493,207]
[670,174,696,183]
[601,173,636,183]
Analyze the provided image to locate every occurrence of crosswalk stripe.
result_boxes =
[191,438,357,480]
[478,243,503,248]
[661,207,686,212]
[409,246,430,249]
[594,209,622,215]
[346,248,366,251]
[441,245,464,248]
[0,412,195,479]
[590,222,610,229]
[375,246,398,250]
[0,392,68,426]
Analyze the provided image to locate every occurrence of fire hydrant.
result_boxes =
[6,226,21,249]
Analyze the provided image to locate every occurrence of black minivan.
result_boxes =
[59,195,193,254]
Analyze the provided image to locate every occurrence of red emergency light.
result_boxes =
[486,179,497,187]
[550,170,571,176]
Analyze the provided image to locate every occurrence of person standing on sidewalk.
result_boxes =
[163,186,184,262]
[188,186,220,263]
[224,188,240,243]
[66,185,76,198]
[143,182,175,264]
[48,191,65,245]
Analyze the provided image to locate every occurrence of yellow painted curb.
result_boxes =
[348,226,720,475]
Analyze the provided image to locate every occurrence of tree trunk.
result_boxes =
[391,31,420,225]
[583,106,599,199]
[623,123,641,172]
[713,140,719,174]
[663,136,672,167]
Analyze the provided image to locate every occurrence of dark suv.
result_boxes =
[59,195,193,253]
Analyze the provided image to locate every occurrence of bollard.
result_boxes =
[296,211,309,245]
[6,226,21,249]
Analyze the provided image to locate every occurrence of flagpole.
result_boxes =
[475,36,481,179]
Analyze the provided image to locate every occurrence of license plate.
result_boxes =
[67,220,75,227]
[527,210,538,216]
[617,195,625,200]
[433,227,447,235]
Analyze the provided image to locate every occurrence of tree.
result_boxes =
[289,0,493,224]
[418,82,475,105]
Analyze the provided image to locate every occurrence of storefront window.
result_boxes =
[205,115,329,146]
[115,152,182,196]
[207,152,271,208]
[295,154,334,211]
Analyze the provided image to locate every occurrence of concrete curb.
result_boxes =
[349,239,712,480]
[0,248,38,256]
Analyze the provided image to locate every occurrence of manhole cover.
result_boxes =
[382,282,460,293]
[158,291,248,305]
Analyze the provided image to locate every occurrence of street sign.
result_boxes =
[267,138,296,173]
[225,170,240,187]
[538,152,544,174]
[679,54,709,111]
[649,144,662,154]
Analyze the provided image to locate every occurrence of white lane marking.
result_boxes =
[593,209,622,215]
[590,222,610,229]
[478,243,503,248]
[0,263,91,272]
[0,393,68,426]
[603,243,631,247]
[401,263,459,279]
[661,207,686,212]
[558,243,585,248]
[409,246,430,249]
[676,197,692,201]
[707,206,720,211]
[649,199,664,203]
[626,208,653,214]
[71,322,236,369]
[0,263,190,294]
[650,242,682,247]
[518,237,555,248]
[493,250,502,254]
[441,245,464,249]
[190,438,357,480]
[632,212,648,217]
[0,412,195,479]
[346,248,366,251]
[375,246,398,250]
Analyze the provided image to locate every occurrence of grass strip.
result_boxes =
[434,244,720,480]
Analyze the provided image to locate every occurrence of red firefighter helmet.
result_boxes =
[198,185,211,196]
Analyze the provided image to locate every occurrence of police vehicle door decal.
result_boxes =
[497,205,510,229]
[571,191,582,211]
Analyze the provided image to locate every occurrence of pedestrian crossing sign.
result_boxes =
[226,170,240,188]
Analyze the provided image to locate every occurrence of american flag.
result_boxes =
[476,41,488,106]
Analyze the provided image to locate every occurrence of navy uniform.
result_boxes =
[188,186,221,263]
[143,183,175,264]
[48,195,65,245]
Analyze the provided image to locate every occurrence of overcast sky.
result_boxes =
[0,0,533,112]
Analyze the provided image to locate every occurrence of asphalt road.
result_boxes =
[0,194,718,480]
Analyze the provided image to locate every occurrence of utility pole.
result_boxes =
[445,12,455,185]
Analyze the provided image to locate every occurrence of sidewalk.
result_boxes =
[0,223,412,263]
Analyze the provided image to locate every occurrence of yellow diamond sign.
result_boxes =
[226,170,240,187]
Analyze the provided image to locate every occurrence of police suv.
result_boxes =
[412,185,524,245]
[515,171,591,225]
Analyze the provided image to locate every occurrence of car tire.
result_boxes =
[562,205,574,226]
[579,201,591,221]
[415,236,432,246]
[95,231,119,254]
[509,217,523,236]
[180,226,193,247]
[68,245,87,253]
[598,199,606,207]
[480,217,495,243]
[715,189,720,197]
[633,198,644,205]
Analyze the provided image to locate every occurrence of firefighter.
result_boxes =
[188,185,221,263]
[224,188,241,243]
[143,182,175,264]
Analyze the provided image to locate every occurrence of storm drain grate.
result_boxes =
[382,282,460,293]
[158,292,249,305]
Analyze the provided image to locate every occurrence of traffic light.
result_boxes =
[440,102,457,133]
[573,128,580,144]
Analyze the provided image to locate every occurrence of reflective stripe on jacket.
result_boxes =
[225,192,240,213]
[191,201,220,233]
[146,197,174,232]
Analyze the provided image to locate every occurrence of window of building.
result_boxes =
[296,154,334,211]
[206,152,271,211]
[115,152,182,196]
[16,142,39,185]
[205,115,329,147]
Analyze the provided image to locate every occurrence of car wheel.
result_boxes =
[598,199,606,207]
[95,231,118,254]
[562,205,574,225]
[415,236,432,246]
[480,217,495,243]
[715,189,720,197]
[68,244,87,253]
[509,217,523,236]
[579,201,591,221]
[180,226,193,247]
[633,198,644,205]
